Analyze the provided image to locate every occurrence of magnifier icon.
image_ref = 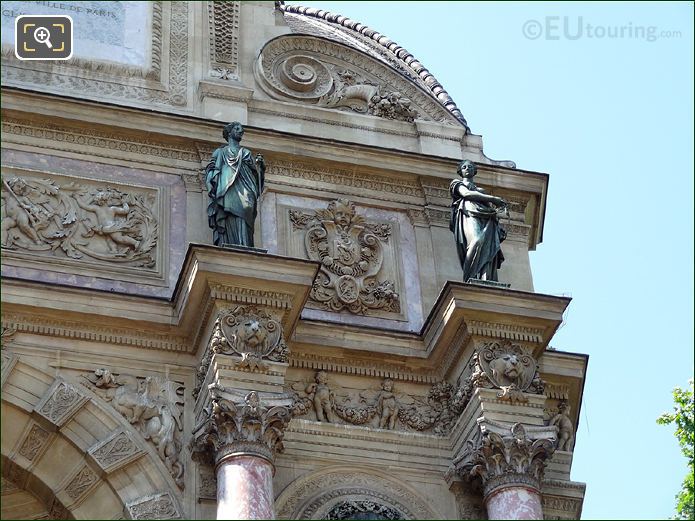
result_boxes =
[33,26,53,49]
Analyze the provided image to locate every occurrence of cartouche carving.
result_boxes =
[193,306,289,399]
[290,199,399,315]
[1,176,158,268]
[459,340,544,405]
[86,369,184,488]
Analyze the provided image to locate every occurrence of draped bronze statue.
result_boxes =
[205,122,266,247]
[449,160,508,282]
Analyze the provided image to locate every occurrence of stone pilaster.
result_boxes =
[192,385,293,519]
[454,421,556,520]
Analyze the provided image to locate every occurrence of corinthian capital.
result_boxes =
[454,421,557,497]
[191,385,293,466]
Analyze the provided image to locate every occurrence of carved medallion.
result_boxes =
[290,199,400,315]
[460,340,544,404]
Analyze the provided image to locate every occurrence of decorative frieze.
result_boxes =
[289,199,400,315]
[85,369,185,488]
[289,371,465,435]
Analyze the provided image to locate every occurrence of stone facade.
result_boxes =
[1,2,586,519]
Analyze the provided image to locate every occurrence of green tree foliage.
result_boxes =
[658,379,694,520]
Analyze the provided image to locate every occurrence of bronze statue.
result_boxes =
[205,122,265,247]
[449,160,507,282]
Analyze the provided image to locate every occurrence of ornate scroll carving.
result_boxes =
[18,424,51,461]
[65,465,99,502]
[191,387,293,465]
[126,492,181,520]
[207,1,241,80]
[453,422,556,497]
[88,429,145,473]
[290,372,462,435]
[459,341,544,405]
[290,199,399,315]
[35,380,88,427]
[255,36,457,123]
[85,369,184,488]
[193,306,289,398]
[1,176,158,268]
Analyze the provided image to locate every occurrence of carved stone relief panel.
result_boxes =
[88,428,145,474]
[255,35,458,124]
[265,193,424,330]
[125,492,182,520]
[288,370,464,436]
[0,161,176,292]
[84,369,185,488]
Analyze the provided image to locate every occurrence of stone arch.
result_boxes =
[275,465,441,520]
[1,355,183,520]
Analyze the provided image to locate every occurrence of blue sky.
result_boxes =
[304,2,694,518]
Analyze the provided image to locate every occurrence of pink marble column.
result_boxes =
[485,485,544,520]
[216,455,275,520]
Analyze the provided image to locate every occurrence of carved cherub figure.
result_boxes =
[1,178,45,245]
[76,190,139,251]
[549,401,575,451]
[377,378,399,430]
[305,370,335,422]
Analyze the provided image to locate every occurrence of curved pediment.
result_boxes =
[255,34,464,125]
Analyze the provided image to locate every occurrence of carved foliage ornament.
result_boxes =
[290,199,400,315]
[126,492,181,520]
[1,176,158,268]
[454,423,555,496]
[191,388,292,465]
[255,36,458,123]
[460,340,544,404]
[85,369,184,488]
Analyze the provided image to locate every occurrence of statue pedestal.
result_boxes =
[220,244,268,254]
[466,278,511,289]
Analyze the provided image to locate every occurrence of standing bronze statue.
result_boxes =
[449,159,508,282]
[205,122,265,247]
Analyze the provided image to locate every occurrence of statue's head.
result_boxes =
[223,121,244,143]
[331,199,353,228]
[457,159,477,179]
[10,178,29,195]
[94,191,110,206]
[559,401,571,414]
[316,371,328,384]
[382,379,394,392]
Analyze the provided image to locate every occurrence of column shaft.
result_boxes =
[216,455,275,520]
[485,486,544,520]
